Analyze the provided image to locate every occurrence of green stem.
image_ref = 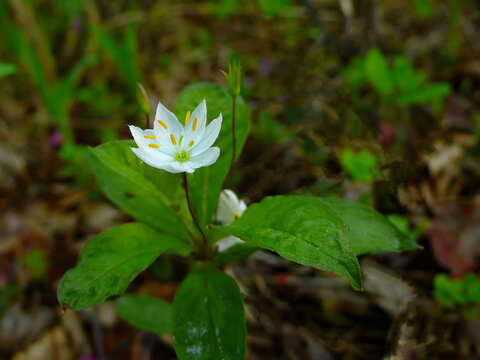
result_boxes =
[183,173,209,259]
[214,95,238,223]
[230,96,237,171]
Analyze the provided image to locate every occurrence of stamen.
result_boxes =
[157,120,168,129]
[149,144,159,148]
[144,135,157,140]
[170,134,177,145]
[192,117,198,131]
[188,140,194,147]
[185,110,191,125]
[179,135,184,146]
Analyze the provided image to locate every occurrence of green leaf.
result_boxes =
[258,0,292,18]
[46,56,97,142]
[365,48,395,97]
[386,214,426,242]
[175,83,250,227]
[344,56,366,92]
[23,248,48,280]
[93,24,141,96]
[0,62,17,78]
[217,195,362,290]
[414,0,435,19]
[321,198,420,255]
[463,273,480,303]
[340,148,378,182]
[214,243,260,264]
[173,265,246,360]
[209,0,242,19]
[87,140,192,240]
[115,294,172,334]
[434,273,464,308]
[58,223,191,310]
[391,56,426,93]
[395,83,451,105]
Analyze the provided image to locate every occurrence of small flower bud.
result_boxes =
[136,82,151,115]
[221,60,242,97]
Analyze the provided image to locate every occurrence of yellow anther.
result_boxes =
[157,120,168,129]
[149,144,159,148]
[192,117,198,131]
[185,110,191,125]
[144,135,157,140]
[179,135,184,146]
[188,140,194,147]
[170,134,177,145]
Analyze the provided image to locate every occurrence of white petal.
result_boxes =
[167,161,196,173]
[216,189,246,225]
[216,236,244,252]
[217,190,237,224]
[190,114,222,156]
[183,99,207,148]
[154,102,184,141]
[189,147,220,169]
[129,125,173,155]
[130,147,173,170]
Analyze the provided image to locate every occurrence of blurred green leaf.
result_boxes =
[258,0,292,18]
[340,148,378,182]
[0,62,17,78]
[463,307,478,320]
[365,48,395,97]
[343,56,365,93]
[115,294,172,334]
[254,110,291,143]
[23,248,48,280]
[414,0,435,19]
[391,56,426,93]
[93,24,141,96]
[395,83,451,105]
[386,214,426,242]
[209,0,243,19]
[434,273,480,311]
[54,0,85,18]
[47,56,97,142]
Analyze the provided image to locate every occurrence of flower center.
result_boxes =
[230,213,240,223]
[174,150,190,163]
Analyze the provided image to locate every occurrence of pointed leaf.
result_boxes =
[0,62,17,78]
[58,223,191,310]
[217,195,362,290]
[173,265,246,360]
[321,198,420,255]
[87,140,193,240]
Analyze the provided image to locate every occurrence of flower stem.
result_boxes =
[213,95,238,224]
[230,96,237,171]
[182,173,209,259]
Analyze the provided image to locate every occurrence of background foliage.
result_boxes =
[1,0,480,359]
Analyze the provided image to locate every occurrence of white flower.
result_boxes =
[215,189,247,252]
[129,99,222,173]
